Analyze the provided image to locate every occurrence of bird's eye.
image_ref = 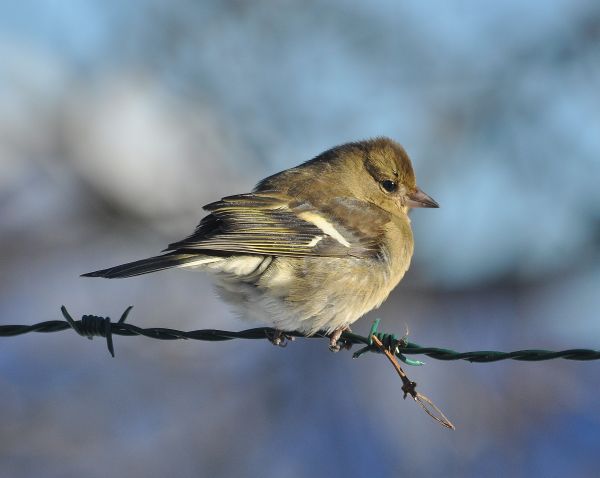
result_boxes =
[381,180,397,193]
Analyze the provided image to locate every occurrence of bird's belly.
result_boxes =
[211,254,409,335]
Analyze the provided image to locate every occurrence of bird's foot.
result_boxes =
[328,326,352,352]
[266,329,295,347]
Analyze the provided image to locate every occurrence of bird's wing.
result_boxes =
[163,192,390,258]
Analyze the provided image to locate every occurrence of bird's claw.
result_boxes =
[328,326,352,352]
[266,329,295,347]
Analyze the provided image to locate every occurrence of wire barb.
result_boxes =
[59,305,133,357]
[352,319,425,365]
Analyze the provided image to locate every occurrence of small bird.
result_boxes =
[83,138,438,350]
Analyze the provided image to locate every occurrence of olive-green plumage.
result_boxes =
[83,137,438,347]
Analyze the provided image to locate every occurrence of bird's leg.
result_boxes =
[328,326,352,352]
[266,329,295,347]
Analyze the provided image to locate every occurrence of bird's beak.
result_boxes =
[405,187,439,208]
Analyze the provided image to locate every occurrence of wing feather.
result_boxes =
[164,193,389,258]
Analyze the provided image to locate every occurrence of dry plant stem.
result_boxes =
[370,335,455,430]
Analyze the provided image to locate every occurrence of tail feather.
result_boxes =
[82,253,201,278]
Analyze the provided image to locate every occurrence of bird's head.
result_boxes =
[256,137,438,217]
[350,137,439,216]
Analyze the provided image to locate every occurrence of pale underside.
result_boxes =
[180,247,411,335]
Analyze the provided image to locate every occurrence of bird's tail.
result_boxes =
[81,253,207,279]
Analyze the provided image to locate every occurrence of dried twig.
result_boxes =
[370,335,455,430]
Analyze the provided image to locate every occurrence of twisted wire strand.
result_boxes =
[1,306,599,362]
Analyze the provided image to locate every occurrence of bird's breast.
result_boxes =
[379,215,414,284]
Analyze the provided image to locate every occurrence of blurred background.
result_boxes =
[1,0,599,476]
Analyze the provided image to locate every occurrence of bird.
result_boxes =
[83,137,438,350]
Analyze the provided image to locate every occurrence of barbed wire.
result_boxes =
[1,306,599,363]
